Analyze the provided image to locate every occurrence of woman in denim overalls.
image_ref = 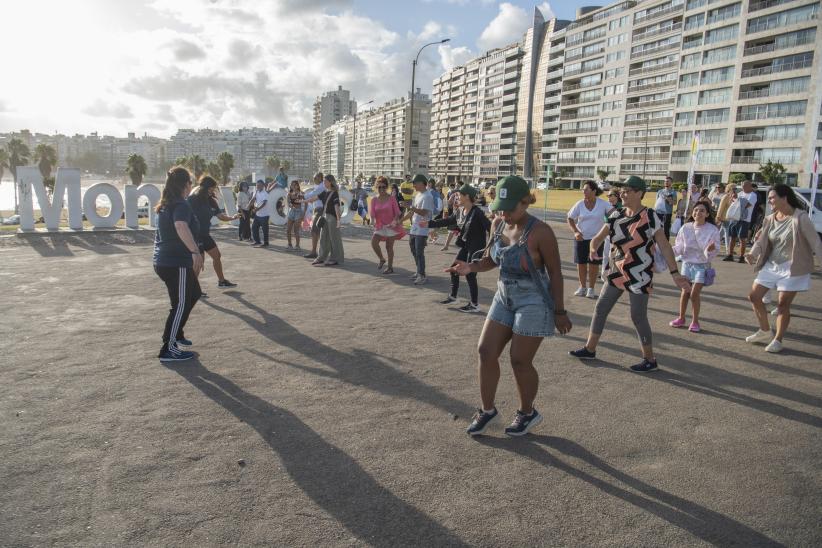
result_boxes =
[448,176,572,436]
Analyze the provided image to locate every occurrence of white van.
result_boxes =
[793,188,822,240]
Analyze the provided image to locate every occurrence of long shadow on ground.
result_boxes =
[478,435,783,547]
[167,360,468,547]
[201,291,471,416]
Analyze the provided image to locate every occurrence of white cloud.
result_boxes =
[82,99,134,119]
[438,44,474,71]
[476,2,529,51]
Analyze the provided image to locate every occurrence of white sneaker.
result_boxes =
[762,292,772,304]
[414,275,427,285]
[745,329,772,344]
[770,308,778,316]
[574,286,587,296]
[586,287,597,299]
[409,273,419,281]
[765,339,783,353]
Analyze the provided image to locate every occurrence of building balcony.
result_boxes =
[628,60,678,76]
[734,134,766,142]
[626,97,676,110]
[630,41,680,60]
[621,153,671,161]
[627,79,677,93]
[748,0,794,13]
[747,13,819,35]
[624,116,674,126]
[731,156,764,164]
[634,3,684,25]
[633,21,683,42]
[560,95,601,107]
[743,34,815,56]
[623,134,671,143]
[561,126,599,135]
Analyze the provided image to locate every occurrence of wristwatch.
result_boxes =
[555,309,567,316]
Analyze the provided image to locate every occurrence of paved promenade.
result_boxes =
[1,222,820,546]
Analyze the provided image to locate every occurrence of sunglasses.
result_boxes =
[377,185,387,190]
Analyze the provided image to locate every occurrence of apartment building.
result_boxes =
[432,0,822,188]
[312,86,357,173]
[320,119,346,178]
[338,91,431,181]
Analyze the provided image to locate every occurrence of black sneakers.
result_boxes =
[569,347,596,359]
[159,344,194,363]
[458,303,482,314]
[440,295,457,304]
[630,358,659,373]
[466,408,498,436]
[505,409,543,437]
[218,279,237,288]
[722,255,735,262]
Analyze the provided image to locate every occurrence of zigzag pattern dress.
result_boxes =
[604,207,662,294]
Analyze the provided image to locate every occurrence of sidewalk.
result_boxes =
[1,223,820,546]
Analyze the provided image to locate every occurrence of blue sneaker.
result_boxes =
[505,409,543,437]
[176,337,192,346]
[159,345,194,363]
[630,358,659,373]
[466,408,498,436]
[569,347,596,359]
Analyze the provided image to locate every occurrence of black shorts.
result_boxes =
[310,210,323,234]
[199,234,217,253]
[573,239,603,265]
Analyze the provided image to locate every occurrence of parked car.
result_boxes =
[793,187,822,239]
[2,214,21,225]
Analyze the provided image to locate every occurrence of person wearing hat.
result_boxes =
[401,174,434,284]
[423,183,491,312]
[448,176,571,436]
[569,176,690,373]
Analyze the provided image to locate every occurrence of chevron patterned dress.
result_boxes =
[604,207,662,295]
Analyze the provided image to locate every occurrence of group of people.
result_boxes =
[152,165,820,436]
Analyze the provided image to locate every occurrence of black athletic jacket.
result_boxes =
[428,206,491,253]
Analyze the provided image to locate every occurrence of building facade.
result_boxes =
[430,0,822,188]
[312,86,357,174]
[320,119,347,178]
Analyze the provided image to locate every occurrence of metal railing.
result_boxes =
[628,79,677,93]
[737,108,804,120]
[625,97,676,110]
[633,22,682,42]
[749,0,792,13]
[696,115,729,124]
[744,34,814,56]
[630,40,681,59]
[731,156,762,164]
[628,60,678,76]
[706,10,740,25]
[634,3,684,25]
[560,126,599,134]
[734,134,765,142]
[560,95,601,106]
[738,88,770,99]
[624,116,674,126]
[562,79,602,92]
[748,12,819,34]
[621,153,671,161]
[623,134,671,143]
[741,59,813,77]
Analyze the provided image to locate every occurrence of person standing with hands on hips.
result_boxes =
[250,180,271,248]
[153,166,204,363]
[449,176,571,437]
[569,176,691,372]
[567,181,609,298]
[655,176,677,239]
[401,174,434,285]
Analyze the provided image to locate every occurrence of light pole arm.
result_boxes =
[407,38,450,174]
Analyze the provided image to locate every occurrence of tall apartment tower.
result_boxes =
[312,86,357,173]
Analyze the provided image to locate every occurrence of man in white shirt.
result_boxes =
[724,180,758,263]
[402,174,434,285]
[250,180,270,247]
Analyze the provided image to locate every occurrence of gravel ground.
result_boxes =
[1,221,820,547]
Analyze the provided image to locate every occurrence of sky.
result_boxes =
[0,0,594,138]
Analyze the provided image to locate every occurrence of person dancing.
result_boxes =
[449,176,571,437]
[187,175,240,288]
[286,180,305,251]
[369,176,404,274]
[427,183,490,313]
[153,166,203,362]
[569,176,690,372]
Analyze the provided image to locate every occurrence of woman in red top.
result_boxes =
[369,176,405,274]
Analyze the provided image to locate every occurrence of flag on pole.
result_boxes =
[543,164,552,221]
[810,149,819,219]
[684,131,700,218]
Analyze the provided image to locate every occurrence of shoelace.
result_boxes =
[511,412,529,427]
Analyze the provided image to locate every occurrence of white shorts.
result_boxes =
[755,261,810,292]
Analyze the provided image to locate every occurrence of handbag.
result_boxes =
[653,244,668,273]
[315,191,334,229]
[726,199,743,222]
[349,191,358,211]
[704,267,716,286]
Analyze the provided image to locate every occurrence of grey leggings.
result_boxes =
[590,283,653,346]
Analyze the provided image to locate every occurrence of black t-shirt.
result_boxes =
[317,191,340,217]
[153,199,200,268]
[187,195,222,240]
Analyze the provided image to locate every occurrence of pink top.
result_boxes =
[673,222,721,265]
[370,196,401,230]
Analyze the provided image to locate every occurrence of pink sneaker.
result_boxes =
[669,317,686,328]
[688,321,701,333]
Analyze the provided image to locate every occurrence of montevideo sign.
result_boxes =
[16,167,356,232]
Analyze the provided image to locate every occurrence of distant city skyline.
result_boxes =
[0,1,595,138]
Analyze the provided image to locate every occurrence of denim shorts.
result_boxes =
[287,208,304,222]
[682,262,709,284]
[487,277,555,337]
[729,220,750,239]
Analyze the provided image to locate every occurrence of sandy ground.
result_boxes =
[1,221,820,547]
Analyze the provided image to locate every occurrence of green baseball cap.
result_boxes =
[615,175,647,192]
[458,183,477,198]
[491,176,531,211]
[412,173,428,185]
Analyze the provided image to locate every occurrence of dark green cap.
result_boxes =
[458,184,477,198]
[491,176,530,211]
[412,173,428,185]
[615,175,647,192]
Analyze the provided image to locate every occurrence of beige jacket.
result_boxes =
[716,193,733,223]
[750,209,822,276]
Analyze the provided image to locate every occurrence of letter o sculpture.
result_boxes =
[338,189,354,225]
[83,183,124,228]
[267,187,287,226]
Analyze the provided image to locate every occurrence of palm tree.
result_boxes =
[125,154,148,186]
[206,161,222,181]
[34,143,58,179]
[7,138,31,213]
[0,149,8,184]
[280,159,291,173]
[174,156,189,168]
[216,151,234,185]
[265,155,280,178]
[189,154,206,181]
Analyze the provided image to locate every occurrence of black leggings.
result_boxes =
[155,265,202,350]
[450,247,479,304]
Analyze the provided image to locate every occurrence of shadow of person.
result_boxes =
[476,435,782,547]
[201,291,471,416]
[166,360,468,547]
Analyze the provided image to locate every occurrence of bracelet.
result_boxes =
[554,309,567,316]
[670,269,679,275]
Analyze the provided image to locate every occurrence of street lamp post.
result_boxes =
[352,99,374,183]
[407,38,450,175]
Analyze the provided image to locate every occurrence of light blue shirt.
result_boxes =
[275,173,288,189]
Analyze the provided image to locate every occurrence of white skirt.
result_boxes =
[755,261,810,292]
